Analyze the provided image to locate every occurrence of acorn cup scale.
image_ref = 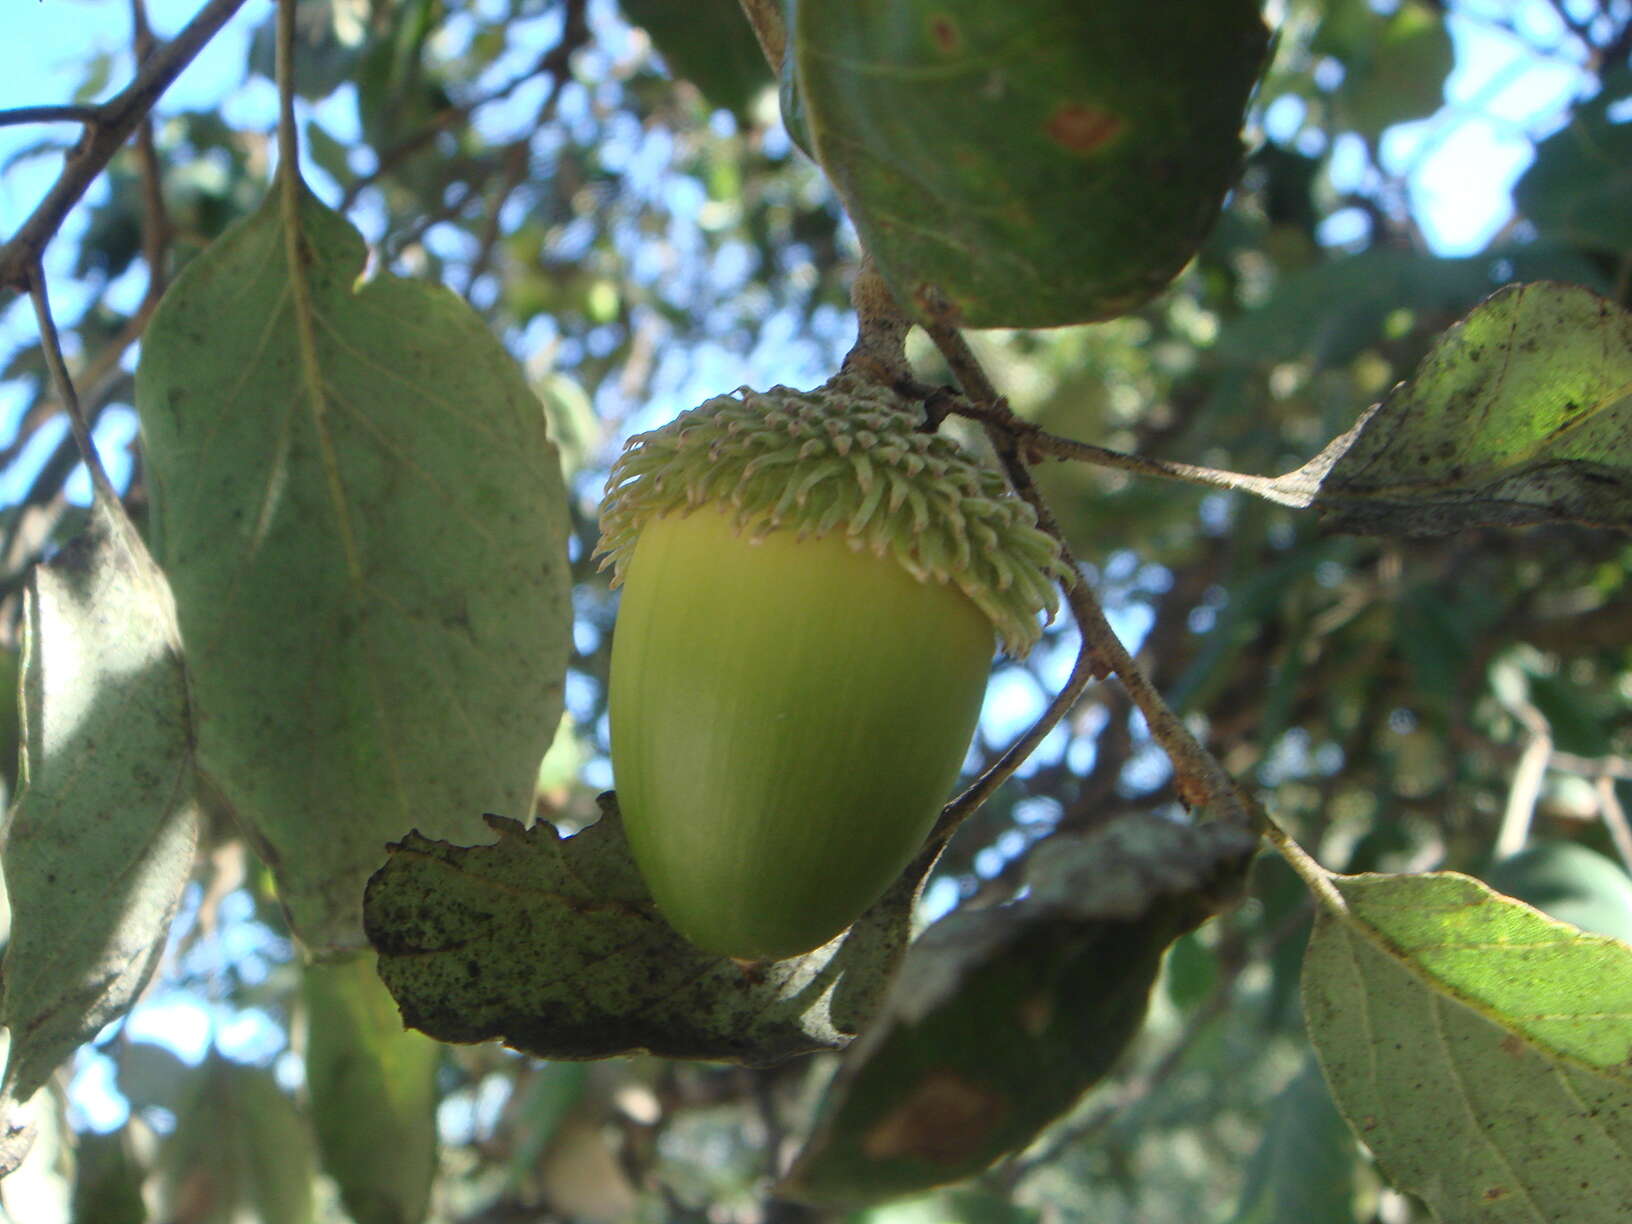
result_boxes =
[599,375,1065,961]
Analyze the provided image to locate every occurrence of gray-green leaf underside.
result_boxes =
[0,500,199,1129]
[135,177,572,953]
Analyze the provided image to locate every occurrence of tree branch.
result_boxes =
[131,0,173,298]
[25,265,120,509]
[0,105,101,129]
[1596,776,1632,878]
[0,0,253,294]
[919,309,1255,832]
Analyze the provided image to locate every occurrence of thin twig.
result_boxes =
[1551,750,1632,781]
[130,0,172,301]
[0,105,101,129]
[931,643,1103,847]
[1495,701,1551,860]
[836,282,1109,847]
[936,394,1315,508]
[1595,776,1632,878]
[461,143,532,299]
[920,312,1251,830]
[0,289,160,477]
[459,0,586,299]
[0,0,252,293]
[25,266,121,509]
[1261,816,1347,917]
[841,257,913,386]
[276,0,299,173]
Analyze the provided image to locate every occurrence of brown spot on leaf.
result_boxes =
[929,15,960,53]
[1046,103,1124,156]
[1482,1185,1510,1202]
[862,1071,1008,1166]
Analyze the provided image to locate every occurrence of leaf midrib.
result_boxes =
[277,171,409,829]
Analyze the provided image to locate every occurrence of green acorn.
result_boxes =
[598,374,1065,960]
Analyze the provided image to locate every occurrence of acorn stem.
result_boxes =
[842,256,914,388]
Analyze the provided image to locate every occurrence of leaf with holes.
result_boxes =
[135,176,572,953]
[362,796,917,1066]
[790,0,1268,327]
[1303,871,1632,1223]
[0,500,199,1124]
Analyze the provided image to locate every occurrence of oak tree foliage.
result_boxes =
[0,0,1629,1221]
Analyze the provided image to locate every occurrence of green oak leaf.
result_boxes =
[790,0,1268,327]
[304,956,440,1224]
[362,795,917,1066]
[135,175,572,954]
[0,499,199,1122]
[1304,871,1632,1223]
[777,816,1256,1207]
[1270,282,1632,535]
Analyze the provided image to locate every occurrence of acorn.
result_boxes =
[598,373,1065,960]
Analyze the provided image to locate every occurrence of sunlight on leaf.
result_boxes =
[1303,871,1632,1223]
[0,500,199,1126]
[1275,282,1632,535]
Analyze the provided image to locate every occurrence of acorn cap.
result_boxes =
[597,374,1067,655]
